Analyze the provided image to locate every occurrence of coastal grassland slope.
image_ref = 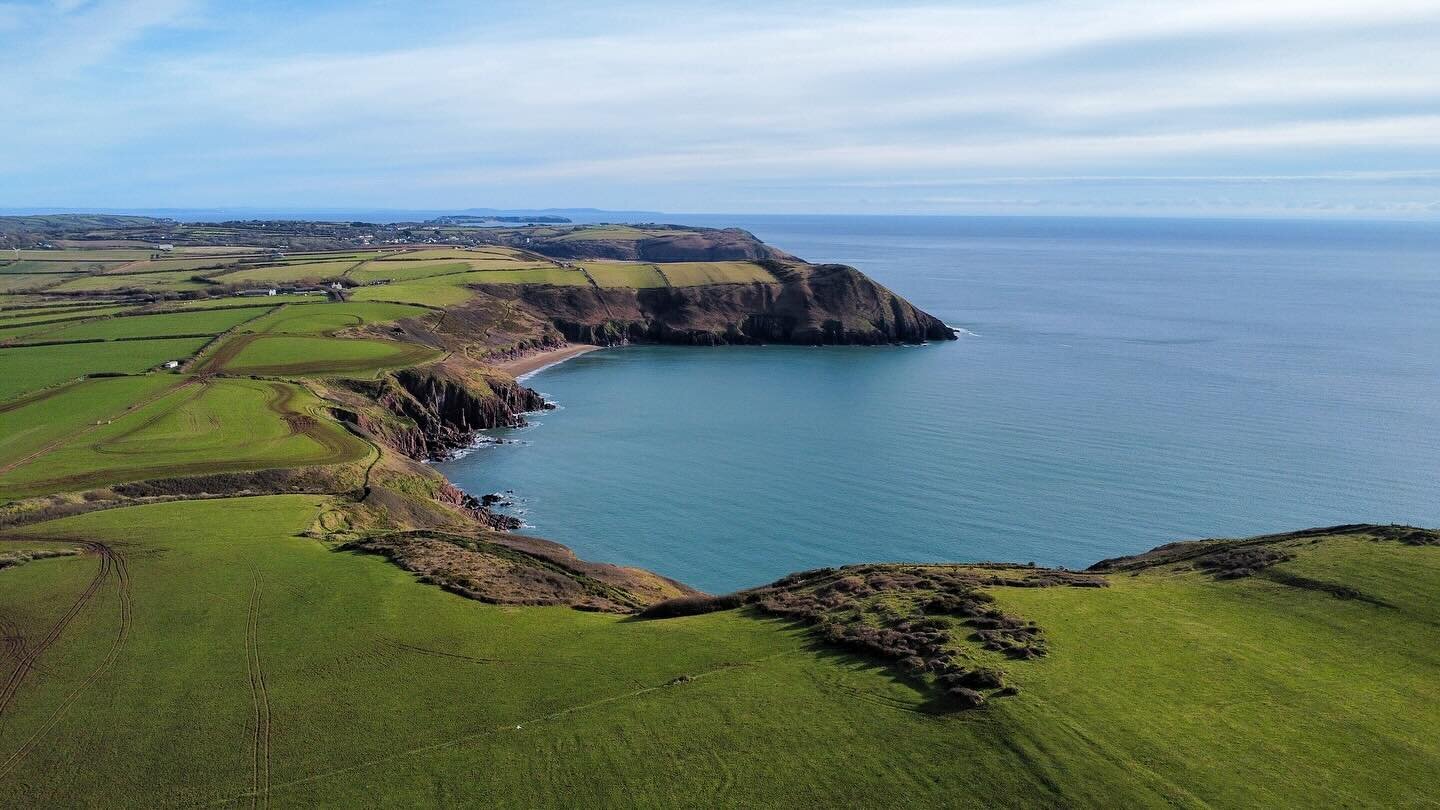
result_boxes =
[3,223,1434,806]
[0,502,1434,807]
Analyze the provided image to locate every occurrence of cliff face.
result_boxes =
[340,364,549,461]
[484,262,955,346]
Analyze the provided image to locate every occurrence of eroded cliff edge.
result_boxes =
[482,261,956,345]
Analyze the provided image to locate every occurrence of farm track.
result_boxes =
[0,378,85,413]
[245,571,272,810]
[0,539,132,780]
[0,377,197,478]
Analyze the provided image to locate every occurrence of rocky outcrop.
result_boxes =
[483,262,955,346]
[339,364,549,461]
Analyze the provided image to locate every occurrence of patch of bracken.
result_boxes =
[1194,547,1294,579]
[640,562,1107,711]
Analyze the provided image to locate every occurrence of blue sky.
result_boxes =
[3,0,1439,217]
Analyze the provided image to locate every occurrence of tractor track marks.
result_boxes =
[212,652,791,805]
[245,571,273,810]
[0,541,132,780]
[0,377,198,477]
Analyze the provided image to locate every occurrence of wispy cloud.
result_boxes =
[2,0,1438,214]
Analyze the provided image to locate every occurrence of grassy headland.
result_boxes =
[0,216,1433,806]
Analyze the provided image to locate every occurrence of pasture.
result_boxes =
[47,270,211,293]
[200,333,441,377]
[660,261,778,286]
[21,307,268,342]
[211,260,363,285]
[0,337,209,401]
[0,503,1434,806]
[244,301,433,334]
[581,262,670,288]
[0,379,367,496]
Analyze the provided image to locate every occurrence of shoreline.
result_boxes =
[495,343,602,379]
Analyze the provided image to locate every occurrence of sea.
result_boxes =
[438,215,1440,593]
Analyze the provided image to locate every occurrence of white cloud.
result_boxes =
[3,0,1439,211]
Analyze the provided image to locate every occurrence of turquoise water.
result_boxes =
[440,216,1440,593]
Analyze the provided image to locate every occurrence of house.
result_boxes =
[162,360,180,369]
[237,288,278,297]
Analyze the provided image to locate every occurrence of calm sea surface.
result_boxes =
[440,216,1440,593]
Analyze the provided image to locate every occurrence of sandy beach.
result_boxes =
[494,343,602,378]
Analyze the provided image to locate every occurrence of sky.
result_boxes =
[2,0,1439,217]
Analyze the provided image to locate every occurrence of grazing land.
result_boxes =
[0,337,209,400]
[0,216,1431,807]
[200,333,442,377]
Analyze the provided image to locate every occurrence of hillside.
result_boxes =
[0,221,1435,806]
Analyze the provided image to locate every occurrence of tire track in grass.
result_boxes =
[0,541,132,780]
[0,377,198,477]
[212,652,791,805]
[245,571,273,810]
[0,541,109,716]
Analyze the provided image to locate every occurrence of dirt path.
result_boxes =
[245,571,272,810]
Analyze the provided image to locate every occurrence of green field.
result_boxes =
[20,307,268,342]
[347,259,556,284]
[0,502,1433,806]
[349,275,483,306]
[0,274,82,293]
[0,260,128,274]
[47,270,211,293]
[0,305,137,329]
[244,301,433,334]
[212,260,362,285]
[0,375,179,472]
[201,333,441,377]
[0,338,208,401]
[661,261,778,286]
[0,379,367,496]
[582,261,670,288]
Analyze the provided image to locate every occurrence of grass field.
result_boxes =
[243,301,433,334]
[19,307,268,342]
[0,379,367,496]
[200,333,441,377]
[582,261,670,288]
[0,260,128,274]
[660,261,778,286]
[347,259,556,284]
[0,375,178,471]
[349,274,488,306]
[0,337,208,401]
[47,270,211,293]
[0,503,1433,806]
[0,274,82,293]
[0,305,137,329]
[211,260,362,285]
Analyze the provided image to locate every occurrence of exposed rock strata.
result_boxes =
[484,262,955,346]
